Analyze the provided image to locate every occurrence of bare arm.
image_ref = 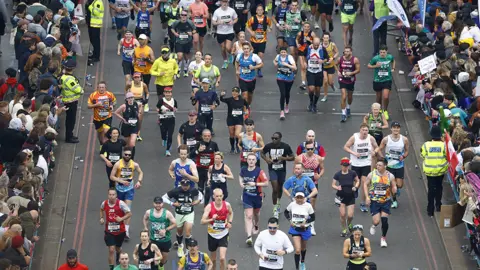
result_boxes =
[363,173,372,203]
[133,244,140,263]
[363,238,372,257]
[109,162,121,183]
[342,238,351,258]
[135,163,144,183]
[143,209,150,230]
[403,137,410,159]
[375,137,388,157]
[113,104,126,122]
[201,204,212,224]
[166,211,177,231]
[187,163,199,183]
[343,136,357,156]
[168,161,176,179]
[223,165,234,180]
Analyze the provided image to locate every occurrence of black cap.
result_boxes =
[67,249,77,259]
[153,196,163,203]
[430,125,442,139]
[245,118,254,125]
[180,179,190,186]
[390,121,401,128]
[186,238,198,247]
[63,59,77,69]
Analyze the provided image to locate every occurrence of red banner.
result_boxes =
[444,132,459,185]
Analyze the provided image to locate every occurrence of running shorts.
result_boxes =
[93,117,112,131]
[341,12,356,25]
[387,167,404,179]
[176,212,195,227]
[370,200,392,216]
[288,226,312,241]
[373,80,392,92]
[242,194,262,209]
[104,231,126,247]
[207,233,229,252]
[239,79,256,93]
[117,188,135,201]
[307,71,323,87]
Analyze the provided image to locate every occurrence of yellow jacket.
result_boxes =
[89,0,104,28]
[420,140,448,177]
[150,57,178,86]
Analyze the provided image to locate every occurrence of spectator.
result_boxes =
[18,210,38,242]
[1,235,30,268]
[27,57,43,95]
[42,9,53,32]
[0,118,27,164]
[16,99,33,132]
[57,249,89,270]
[44,26,60,47]
[8,92,27,117]
[48,0,66,15]
[18,39,37,89]
[11,4,27,28]
[27,1,47,16]
[0,225,23,251]
[0,101,11,131]
[0,69,25,103]
[14,19,29,61]
[28,14,46,40]
[32,79,53,111]
[0,258,11,270]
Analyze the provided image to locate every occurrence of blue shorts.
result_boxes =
[115,17,130,29]
[370,200,391,216]
[242,194,262,209]
[288,226,312,241]
[117,188,135,201]
[285,37,296,47]
[269,170,286,183]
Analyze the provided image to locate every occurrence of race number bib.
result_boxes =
[109,154,120,162]
[194,16,203,24]
[344,3,353,10]
[180,204,192,212]
[235,1,244,8]
[213,220,226,230]
[272,163,284,169]
[308,59,320,69]
[378,71,388,77]
[187,138,197,146]
[232,109,242,116]
[241,67,251,74]
[108,223,120,232]
[139,21,149,28]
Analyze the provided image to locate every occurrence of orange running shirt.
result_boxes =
[133,45,153,74]
[88,91,116,121]
[247,15,271,43]
[189,2,208,28]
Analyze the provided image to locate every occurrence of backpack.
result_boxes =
[291,178,309,197]
[3,83,18,102]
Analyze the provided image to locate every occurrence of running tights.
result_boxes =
[381,217,389,237]
[308,92,320,105]
[160,118,175,150]
[277,80,293,110]
[199,113,214,132]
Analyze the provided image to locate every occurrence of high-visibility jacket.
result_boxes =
[89,0,104,28]
[60,74,84,103]
[420,140,448,177]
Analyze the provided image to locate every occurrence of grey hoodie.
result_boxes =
[28,23,46,40]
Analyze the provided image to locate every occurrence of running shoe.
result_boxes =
[162,140,167,147]
[341,114,347,122]
[359,203,368,212]
[258,69,263,78]
[230,148,235,154]
[383,110,389,120]
[253,225,259,235]
[340,229,348,237]
[391,201,398,209]
[307,104,313,112]
[229,54,234,64]
[177,244,185,257]
[285,105,289,114]
[311,223,316,236]
[137,135,143,141]
[222,61,228,69]
[346,108,351,117]
[300,262,306,270]
[348,223,353,232]
[183,71,188,77]
[321,96,328,102]
[125,230,130,240]
[173,241,179,249]
[273,204,280,218]
[299,84,307,90]
[165,150,171,157]
[380,237,388,248]
[312,104,317,113]
[369,225,376,236]
[144,104,149,112]
[329,22,334,32]
[246,236,253,246]
[280,111,285,120]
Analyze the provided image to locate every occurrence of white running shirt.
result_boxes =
[212,7,237,34]
[254,229,294,269]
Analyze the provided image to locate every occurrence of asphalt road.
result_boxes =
[56,7,450,270]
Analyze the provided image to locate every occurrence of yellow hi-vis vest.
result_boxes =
[89,0,104,28]
[421,141,448,177]
[60,74,84,103]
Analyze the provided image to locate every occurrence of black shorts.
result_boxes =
[239,79,256,93]
[160,12,168,24]
[337,191,355,206]
[122,61,134,76]
[339,82,355,91]
[252,42,266,54]
[176,42,192,54]
[207,233,229,252]
[351,165,371,178]
[388,167,404,179]
[207,3,217,14]
[298,49,307,57]
[226,116,244,126]
[217,33,235,44]
[104,231,126,247]
[135,27,150,38]
[324,66,335,74]
[196,26,207,37]
[93,117,112,131]
[318,2,334,15]
[121,123,139,137]
[307,71,323,87]
[346,260,367,270]
[373,80,392,92]
[152,239,172,253]
[156,85,173,97]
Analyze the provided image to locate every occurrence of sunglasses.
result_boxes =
[161,51,170,54]
[271,137,279,140]
[181,14,187,16]
[124,153,132,156]
[281,1,287,3]
[353,224,364,231]
[306,147,314,151]
[268,226,278,230]
[246,124,254,126]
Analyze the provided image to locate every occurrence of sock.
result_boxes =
[342,109,346,115]
[294,254,300,269]
[381,217,389,237]
[116,251,120,263]
[126,225,129,232]
[184,59,190,71]
[302,80,306,85]
[110,265,114,270]
[314,95,320,105]
[131,146,136,160]
[184,235,192,246]
[392,192,397,202]
[346,104,350,109]
[301,249,306,262]
[229,137,235,150]
[176,234,183,245]
[235,138,239,149]
[308,92,314,103]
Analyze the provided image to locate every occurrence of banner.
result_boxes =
[386,0,411,28]
[372,15,397,31]
[444,131,459,184]
[418,0,426,25]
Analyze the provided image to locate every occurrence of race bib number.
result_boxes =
[241,67,251,74]
[242,151,252,158]
[272,163,284,169]
[200,156,211,166]
[138,60,146,67]
[109,154,120,162]
[159,111,175,119]
[187,139,196,146]
[154,229,165,239]
[128,119,138,125]
[292,215,305,224]
[180,205,192,212]
[139,21,149,28]
[374,189,387,195]
[138,263,151,269]
[201,105,212,113]
[378,71,388,77]
[194,17,203,24]
[232,109,242,116]
[303,171,314,177]
[108,223,120,232]
[291,25,300,30]
[99,110,109,117]
[308,59,320,69]
[124,48,134,57]
[266,250,278,262]
[212,174,225,183]
[179,34,189,39]
[235,1,244,8]
[213,220,226,230]
[344,3,353,10]
[255,33,264,40]
[245,184,256,193]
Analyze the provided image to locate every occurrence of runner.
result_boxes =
[109,0,132,40]
[220,87,249,153]
[157,88,178,156]
[212,0,238,69]
[151,46,179,99]
[118,30,140,85]
[177,238,214,270]
[285,191,315,270]
[208,152,234,200]
[246,4,271,78]
[295,141,324,235]
[168,144,200,187]
[296,22,316,91]
[160,0,173,44]
[201,188,234,270]
[194,54,222,91]
[142,197,177,270]
[321,32,338,102]
[188,51,205,97]
[375,121,409,209]
[236,42,264,105]
[177,110,205,153]
[101,128,127,188]
[342,225,372,270]
[163,179,201,258]
[338,0,358,47]
[189,0,209,52]
[332,157,360,237]
[232,0,249,34]
[171,10,195,77]
[367,45,395,120]
[318,0,334,34]
[261,132,294,218]
[363,160,396,248]
[100,188,132,270]
[115,252,138,270]
[283,163,319,201]
[254,217,294,270]
[194,79,220,133]
[273,47,296,119]
[227,259,238,270]
[307,0,320,29]
[110,147,144,239]
[284,0,306,62]
[238,118,265,168]
[126,73,149,141]
[239,154,269,246]
[190,129,219,203]
[114,92,142,154]
[87,82,116,145]
[343,124,378,213]
[296,130,326,157]
[132,230,162,270]
[337,46,360,122]
[271,0,289,50]
[362,103,388,145]
[133,34,155,92]
[130,0,158,39]
[165,0,182,51]
[305,37,329,112]
[231,31,248,63]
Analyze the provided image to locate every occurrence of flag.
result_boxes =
[386,0,411,28]
[444,131,459,183]
[418,0,426,25]
[372,15,397,31]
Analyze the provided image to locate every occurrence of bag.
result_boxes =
[2,83,18,102]
[465,172,480,202]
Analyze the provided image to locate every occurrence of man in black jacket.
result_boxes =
[0,118,27,164]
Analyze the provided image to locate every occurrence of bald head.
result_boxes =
[10,224,22,233]
[212,188,224,202]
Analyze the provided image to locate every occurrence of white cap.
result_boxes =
[295,192,305,198]
[202,78,211,84]
[25,14,33,21]
[138,34,148,40]
[444,109,452,118]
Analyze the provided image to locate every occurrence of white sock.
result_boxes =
[184,59,189,71]
[342,109,346,115]
[126,225,130,232]
[302,80,306,85]
[346,104,350,109]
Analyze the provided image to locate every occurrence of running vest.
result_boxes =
[185,252,207,270]
[121,38,136,62]
[138,242,155,269]
[350,133,372,167]
[288,176,311,197]
[341,0,357,15]
[130,82,144,99]
[137,10,150,29]
[240,132,259,162]
[238,53,256,81]
[385,135,405,169]
[104,199,126,235]
[174,158,195,187]
[207,201,229,238]
[116,159,135,192]
[198,65,217,88]
[301,154,320,183]
[252,15,268,41]
[241,167,262,196]
[367,113,383,135]
[159,97,176,119]
[298,31,313,52]
[210,163,228,195]
[285,11,302,37]
[123,102,139,127]
[306,46,324,73]
[276,55,294,81]
[323,42,335,69]
[368,169,392,203]
[195,147,215,169]
[275,6,288,26]
[348,235,366,264]
[338,56,356,84]
[149,208,171,242]
[299,141,322,155]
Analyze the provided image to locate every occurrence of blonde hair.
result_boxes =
[214,152,224,159]
[371,103,381,110]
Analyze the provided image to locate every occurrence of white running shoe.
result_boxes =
[370,225,376,236]
[311,222,316,236]
[177,244,185,257]
[380,237,388,248]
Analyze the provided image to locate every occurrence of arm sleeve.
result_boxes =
[119,201,131,213]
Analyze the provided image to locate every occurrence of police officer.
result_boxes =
[61,59,84,144]
[420,125,448,217]
[86,0,104,65]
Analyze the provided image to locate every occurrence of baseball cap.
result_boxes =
[180,179,190,186]
[164,86,173,92]
[188,110,197,116]
[138,34,148,40]
[25,14,33,21]
[186,238,198,247]
[201,78,211,84]
[245,118,254,125]
[67,249,78,259]
[133,72,141,78]
[153,196,163,203]
[11,235,24,249]
[125,92,134,99]
[295,192,305,198]
[390,121,401,128]
[340,157,350,166]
